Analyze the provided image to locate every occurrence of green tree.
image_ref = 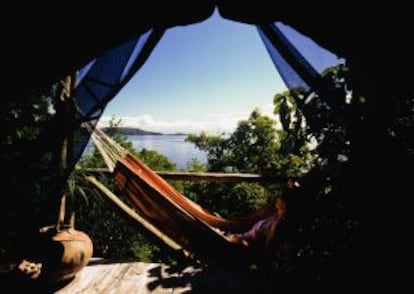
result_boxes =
[227,110,279,174]
[187,107,312,178]
[184,100,314,219]
[267,65,364,283]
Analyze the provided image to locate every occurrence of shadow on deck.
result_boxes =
[1,258,280,293]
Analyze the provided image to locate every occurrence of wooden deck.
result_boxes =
[1,259,202,293]
[56,260,201,293]
[1,259,278,293]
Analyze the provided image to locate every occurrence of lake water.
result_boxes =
[128,135,207,170]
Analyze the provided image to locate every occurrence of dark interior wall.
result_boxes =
[5,2,413,102]
[3,1,215,101]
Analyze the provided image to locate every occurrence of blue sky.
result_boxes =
[99,10,342,134]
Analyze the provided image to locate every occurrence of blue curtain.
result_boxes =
[70,28,165,169]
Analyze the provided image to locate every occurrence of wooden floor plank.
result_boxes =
[56,261,192,293]
[2,260,276,293]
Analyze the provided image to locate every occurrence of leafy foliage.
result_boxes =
[185,100,314,218]
[0,85,61,261]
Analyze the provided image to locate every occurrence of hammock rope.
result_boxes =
[85,175,183,251]
[91,127,127,171]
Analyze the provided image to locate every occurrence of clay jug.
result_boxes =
[36,225,93,282]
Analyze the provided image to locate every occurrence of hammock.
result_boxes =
[87,127,284,264]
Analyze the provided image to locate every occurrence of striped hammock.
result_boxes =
[87,127,283,264]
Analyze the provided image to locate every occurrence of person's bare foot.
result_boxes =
[227,234,249,246]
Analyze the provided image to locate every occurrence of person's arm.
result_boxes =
[227,219,266,247]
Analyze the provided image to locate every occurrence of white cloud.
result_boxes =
[98,104,279,134]
[98,114,237,134]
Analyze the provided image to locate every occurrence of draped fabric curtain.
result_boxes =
[70,29,165,170]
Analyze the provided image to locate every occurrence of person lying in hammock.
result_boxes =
[226,179,300,254]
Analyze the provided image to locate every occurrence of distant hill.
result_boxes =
[101,127,162,136]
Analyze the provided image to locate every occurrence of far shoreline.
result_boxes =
[101,127,187,137]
